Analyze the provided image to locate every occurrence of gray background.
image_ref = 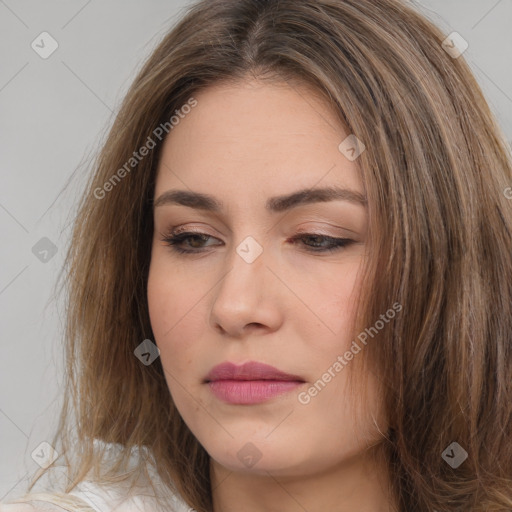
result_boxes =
[1,0,511,501]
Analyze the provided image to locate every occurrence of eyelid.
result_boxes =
[168,226,357,241]
[162,218,362,240]
[168,224,221,237]
[293,223,360,239]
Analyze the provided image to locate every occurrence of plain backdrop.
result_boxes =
[1,0,511,501]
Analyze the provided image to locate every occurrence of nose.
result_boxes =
[209,239,283,338]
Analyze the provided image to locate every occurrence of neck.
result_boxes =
[209,443,398,512]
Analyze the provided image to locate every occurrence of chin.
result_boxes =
[204,434,317,476]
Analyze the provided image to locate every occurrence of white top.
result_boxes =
[0,482,192,512]
[0,441,193,512]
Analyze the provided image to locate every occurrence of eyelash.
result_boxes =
[159,231,355,255]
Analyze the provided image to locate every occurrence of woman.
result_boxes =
[2,0,511,510]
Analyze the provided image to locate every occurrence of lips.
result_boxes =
[204,361,305,383]
[204,361,305,405]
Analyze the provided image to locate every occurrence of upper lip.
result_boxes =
[205,361,305,382]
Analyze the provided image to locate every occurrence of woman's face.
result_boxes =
[147,78,386,477]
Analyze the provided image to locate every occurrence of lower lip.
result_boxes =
[207,379,303,404]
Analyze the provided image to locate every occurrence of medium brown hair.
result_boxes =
[23,0,512,511]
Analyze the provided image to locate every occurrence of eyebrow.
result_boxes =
[153,186,367,213]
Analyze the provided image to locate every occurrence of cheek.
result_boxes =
[147,256,203,370]
[147,265,174,341]
[147,260,210,422]
[301,261,362,338]
[147,248,204,335]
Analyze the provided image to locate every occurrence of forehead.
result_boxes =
[155,78,363,200]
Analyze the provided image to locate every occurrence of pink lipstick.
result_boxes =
[204,361,305,405]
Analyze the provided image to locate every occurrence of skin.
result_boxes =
[147,78,396,512]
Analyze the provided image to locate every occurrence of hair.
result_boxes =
[16,0,512,511]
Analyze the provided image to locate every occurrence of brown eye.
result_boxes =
[160,232,222,254]
[289,234,354,253]
[160,231,354,255]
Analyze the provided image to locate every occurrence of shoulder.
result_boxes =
[0,492,97,512]
[0,504,39,512]
[1,482,191,512]
[1,478,191,512]
[68,479,192,512]
[1,441,191,512]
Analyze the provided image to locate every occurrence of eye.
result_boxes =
[160,230,355,255]
[160,231,221,254]
[288,233,355,253]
